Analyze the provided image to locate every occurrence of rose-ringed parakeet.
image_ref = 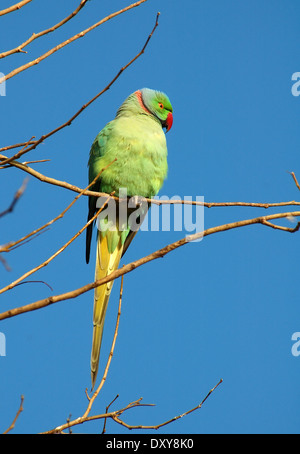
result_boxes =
[86,88,173,389]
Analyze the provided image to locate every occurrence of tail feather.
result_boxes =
[90,231,123,389]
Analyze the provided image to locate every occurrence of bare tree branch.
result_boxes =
[0,162,117,293]
[3,395,24,434]
[0,7,158,166]
[41,378,222,434]
[0,141,36,153]
[1,155,299,209]
[0,200,109,294]
[0,159,50,169]
[0,160,116,255]
[0,0,89,59]
[0,210,299,321]
[102,394,120,434]
[0,178,28,218]
[290,171,300,191]
[112,378,223,430]
[39,271,221,434]
[0,0,148,85]
[0,2,231,436]
[261,219,300,232]
[0,228,49,255]
[0,0,32,17]
[0,254,11,272]
[0,138,35,167]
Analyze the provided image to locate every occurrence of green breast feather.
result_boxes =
[88,114,168,198]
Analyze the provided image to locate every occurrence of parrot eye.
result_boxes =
[158,102,164,109]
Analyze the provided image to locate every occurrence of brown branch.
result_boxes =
[1,210,299,321]
[261,219,300,232]
[290,171,300,191]
[0,201,108,294]
[102,395,119,434]
[1,154,300,209]
[0,0,32,17]
[0,141,36,153]
[41,399,151,434]
[0,159,50,169]
[0,228,49,254]
[0,153,97,196]
[112,378,223,430]
[21,159,50,165]
[0,0,89,59]
[42,378,222,434]
[0,5,157,166]
[0,163,117,293]
[0,137,35,167]
[0,178,28,218]
[0,160,116,254]
[0,0,148,85]
[0,254,11,272]
[3,395,24,434]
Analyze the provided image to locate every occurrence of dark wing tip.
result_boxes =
[85,219,93,264]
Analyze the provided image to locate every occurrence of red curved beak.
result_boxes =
[166,111,173,132]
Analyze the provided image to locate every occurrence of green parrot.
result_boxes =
[86,88,173,389]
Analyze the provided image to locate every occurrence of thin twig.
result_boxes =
[0,166,116,294]
[0,254,11,272]
[3,395,24,434]
[0,136,36,167]
[112,379,223,430]
[14,280,53,291]
[0,0,89,59]
[261,219,300,232]
[0,141,36,153]
[0,0,148,85]
[84,388,91,402]
[41,399,151,434]
[0,200,110,293]
[0,159,116,254]
[290,171,300,191]
[0,228,50,254]
[41,378,222,434]
[0,159,50,169]
[21,159,50,165]
[0,0,32,17]
[1,154,300,209]
[0,178,28,218]
[66,414,73,434]
[102,395,119,434]
[0,6,158,166]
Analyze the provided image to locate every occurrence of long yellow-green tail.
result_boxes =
[91,231,123,389]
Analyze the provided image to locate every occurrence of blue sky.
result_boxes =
[0,0,299,434]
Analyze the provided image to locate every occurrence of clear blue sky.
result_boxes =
[0,0,299,434]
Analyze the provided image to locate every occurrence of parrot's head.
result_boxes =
[137,88,173,132]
